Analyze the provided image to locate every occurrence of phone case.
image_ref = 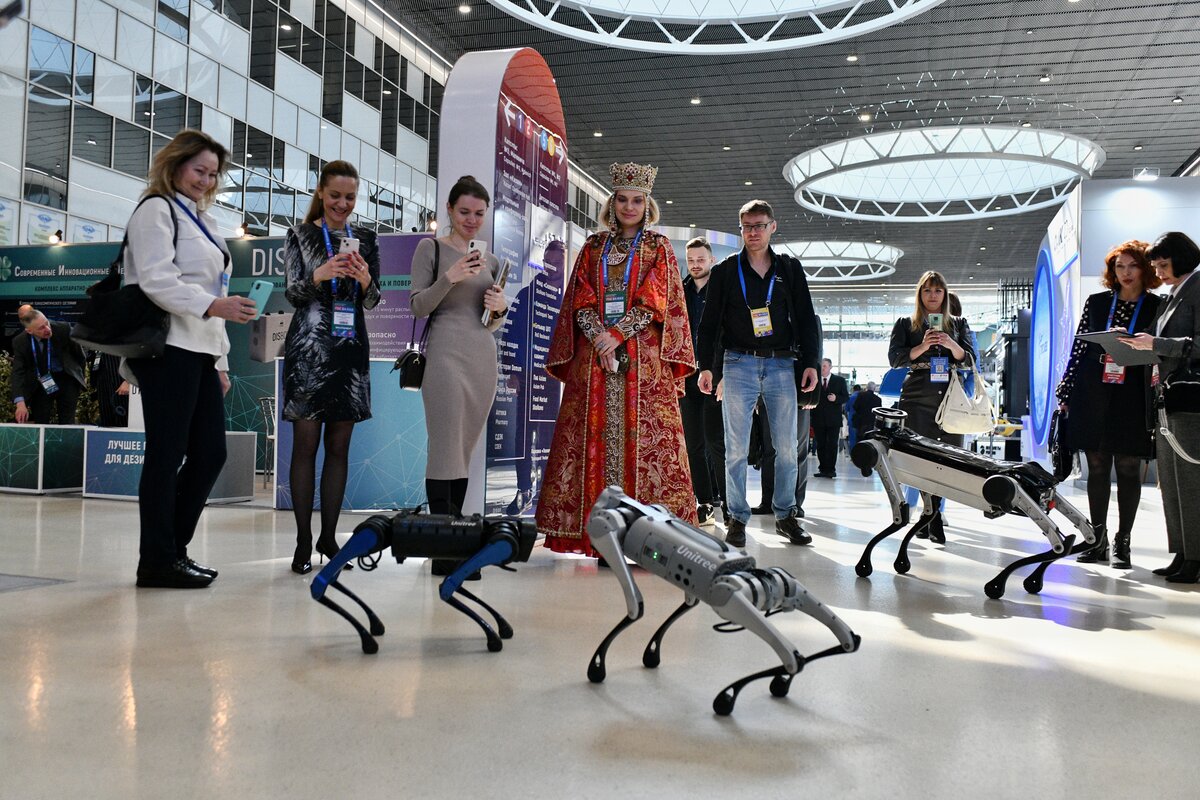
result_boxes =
[247,280,273,320]
[339,238,360,254]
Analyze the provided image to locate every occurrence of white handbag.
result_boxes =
[935,366,996,435]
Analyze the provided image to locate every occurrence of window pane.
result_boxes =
[232,119,247,165]
[364,68,381,110]
[278,12,300,61]
[73,106,114,168]
[397,92,414,131]
[151,133,171,163]
[223,0,251,30]
[114,119,151,179]
[383,46,400,85]
[301,26,323,74]
[219,167,244,211]
[271,180,294,228]
[24,90,70,209]
[134,74,153,125]
[244,169,270,233]
[344,57,363,100]
[322,45,343,124]
[187,97,203,129]
[151,83,186,137]
[249,4,276,88]
[29,26,73,97]
[246,125,272,174]
[158,0,190,43]
[74,47,95,104]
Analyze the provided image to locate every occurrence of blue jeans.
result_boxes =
[722,353,798,523]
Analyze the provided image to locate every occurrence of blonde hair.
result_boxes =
[601,191,660,231]
[910,270,950,332]
[144,129,228,210]
[304,160,360,224]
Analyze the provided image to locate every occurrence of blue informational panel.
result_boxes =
[273,359,428,511]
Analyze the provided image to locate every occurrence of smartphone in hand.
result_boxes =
[247,279,273,320]
[467,239,488,256]
[338,237,360,255]
[927,312,944,330]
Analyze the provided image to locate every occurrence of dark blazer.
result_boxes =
[813,373,849,427]
[1153,271,1200,409]
[10,321,86,403]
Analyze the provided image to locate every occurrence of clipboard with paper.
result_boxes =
[1074,330,1159,366]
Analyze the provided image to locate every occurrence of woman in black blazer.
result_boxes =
[1056,241,1163,568]
[1124,232,1200,583]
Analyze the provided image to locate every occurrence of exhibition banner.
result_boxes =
[439,48,569,516]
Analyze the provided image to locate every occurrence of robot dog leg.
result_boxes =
[310,511,538,653]
[585,487,860,716]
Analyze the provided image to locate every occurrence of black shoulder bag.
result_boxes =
[393,240,439,390]
[71,195,177,358]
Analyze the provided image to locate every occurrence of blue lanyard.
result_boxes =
[30,336,51,378]
[171,198,224,253]
[321,221,356,296]
[1106,291,1146,334]
[600,230,643,292]
[737,251,775,308]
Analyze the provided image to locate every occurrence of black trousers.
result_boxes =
[128,347,227,570]
[813,423,840,474]
[27,374,81,424]
[679,374,726,504]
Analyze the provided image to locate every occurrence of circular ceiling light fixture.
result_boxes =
[773,241,903,282]
[783,125,1105,222]
[483,0,951,54]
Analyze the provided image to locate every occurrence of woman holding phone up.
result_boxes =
[410,175,508,574]
[281,160,381,574]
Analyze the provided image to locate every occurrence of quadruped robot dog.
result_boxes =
[585,487,860,716]
[310,510,537,653]
[851,408,1094,599]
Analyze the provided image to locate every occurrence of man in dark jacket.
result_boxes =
[812,358,849,477]
[10,305,86,424]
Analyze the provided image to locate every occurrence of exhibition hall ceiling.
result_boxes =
[385,0,1200,288]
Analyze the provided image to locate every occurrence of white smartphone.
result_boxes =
[467,239,488,256]
[339,237,360,255]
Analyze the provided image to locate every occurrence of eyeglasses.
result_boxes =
[739,222,772,233]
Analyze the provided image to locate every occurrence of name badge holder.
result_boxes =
[31,338,59,395]
[1097,291,1145,386]
[600,230,643,326]
[322,222,358,340]
[738,253,775,339]
[929,356,951,383]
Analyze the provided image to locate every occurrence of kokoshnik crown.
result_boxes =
[609,162,658,195]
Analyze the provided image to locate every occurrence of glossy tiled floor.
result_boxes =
[2,458,1197,799]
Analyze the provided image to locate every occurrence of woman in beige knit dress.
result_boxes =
[409,175,508,573]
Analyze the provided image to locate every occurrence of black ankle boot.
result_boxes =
[1077,525,1109,563]
[1153,553,1185,576]
[1111,530,1132,569]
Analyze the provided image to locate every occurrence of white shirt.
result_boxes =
[124,192,232,370]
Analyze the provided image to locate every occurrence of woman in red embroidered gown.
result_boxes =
[536,162,697,556]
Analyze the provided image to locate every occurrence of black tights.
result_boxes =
[1084,450,1143,534]
[291,419,356,549]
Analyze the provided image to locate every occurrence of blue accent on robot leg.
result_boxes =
[310,523,389,654]
[438,539,518,652]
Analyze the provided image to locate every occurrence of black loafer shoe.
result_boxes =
[136,559,214,589]
[184,557,218,579]
[750,502,772,515]
[776,514,812,546]
[725,519,748,548]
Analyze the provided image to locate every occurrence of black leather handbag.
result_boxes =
[71,196,176,358]
[392,240,438,391]
[1049,408,1072,482]
[1162,363,1200,415]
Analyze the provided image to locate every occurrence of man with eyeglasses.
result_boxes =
[696,200,819,548]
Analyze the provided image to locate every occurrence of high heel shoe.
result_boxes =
[1165,559,1200,584]
[505,489,533,515]
[291,538,313,575]
[1152,553,1185,576]
[316,537,353,570]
